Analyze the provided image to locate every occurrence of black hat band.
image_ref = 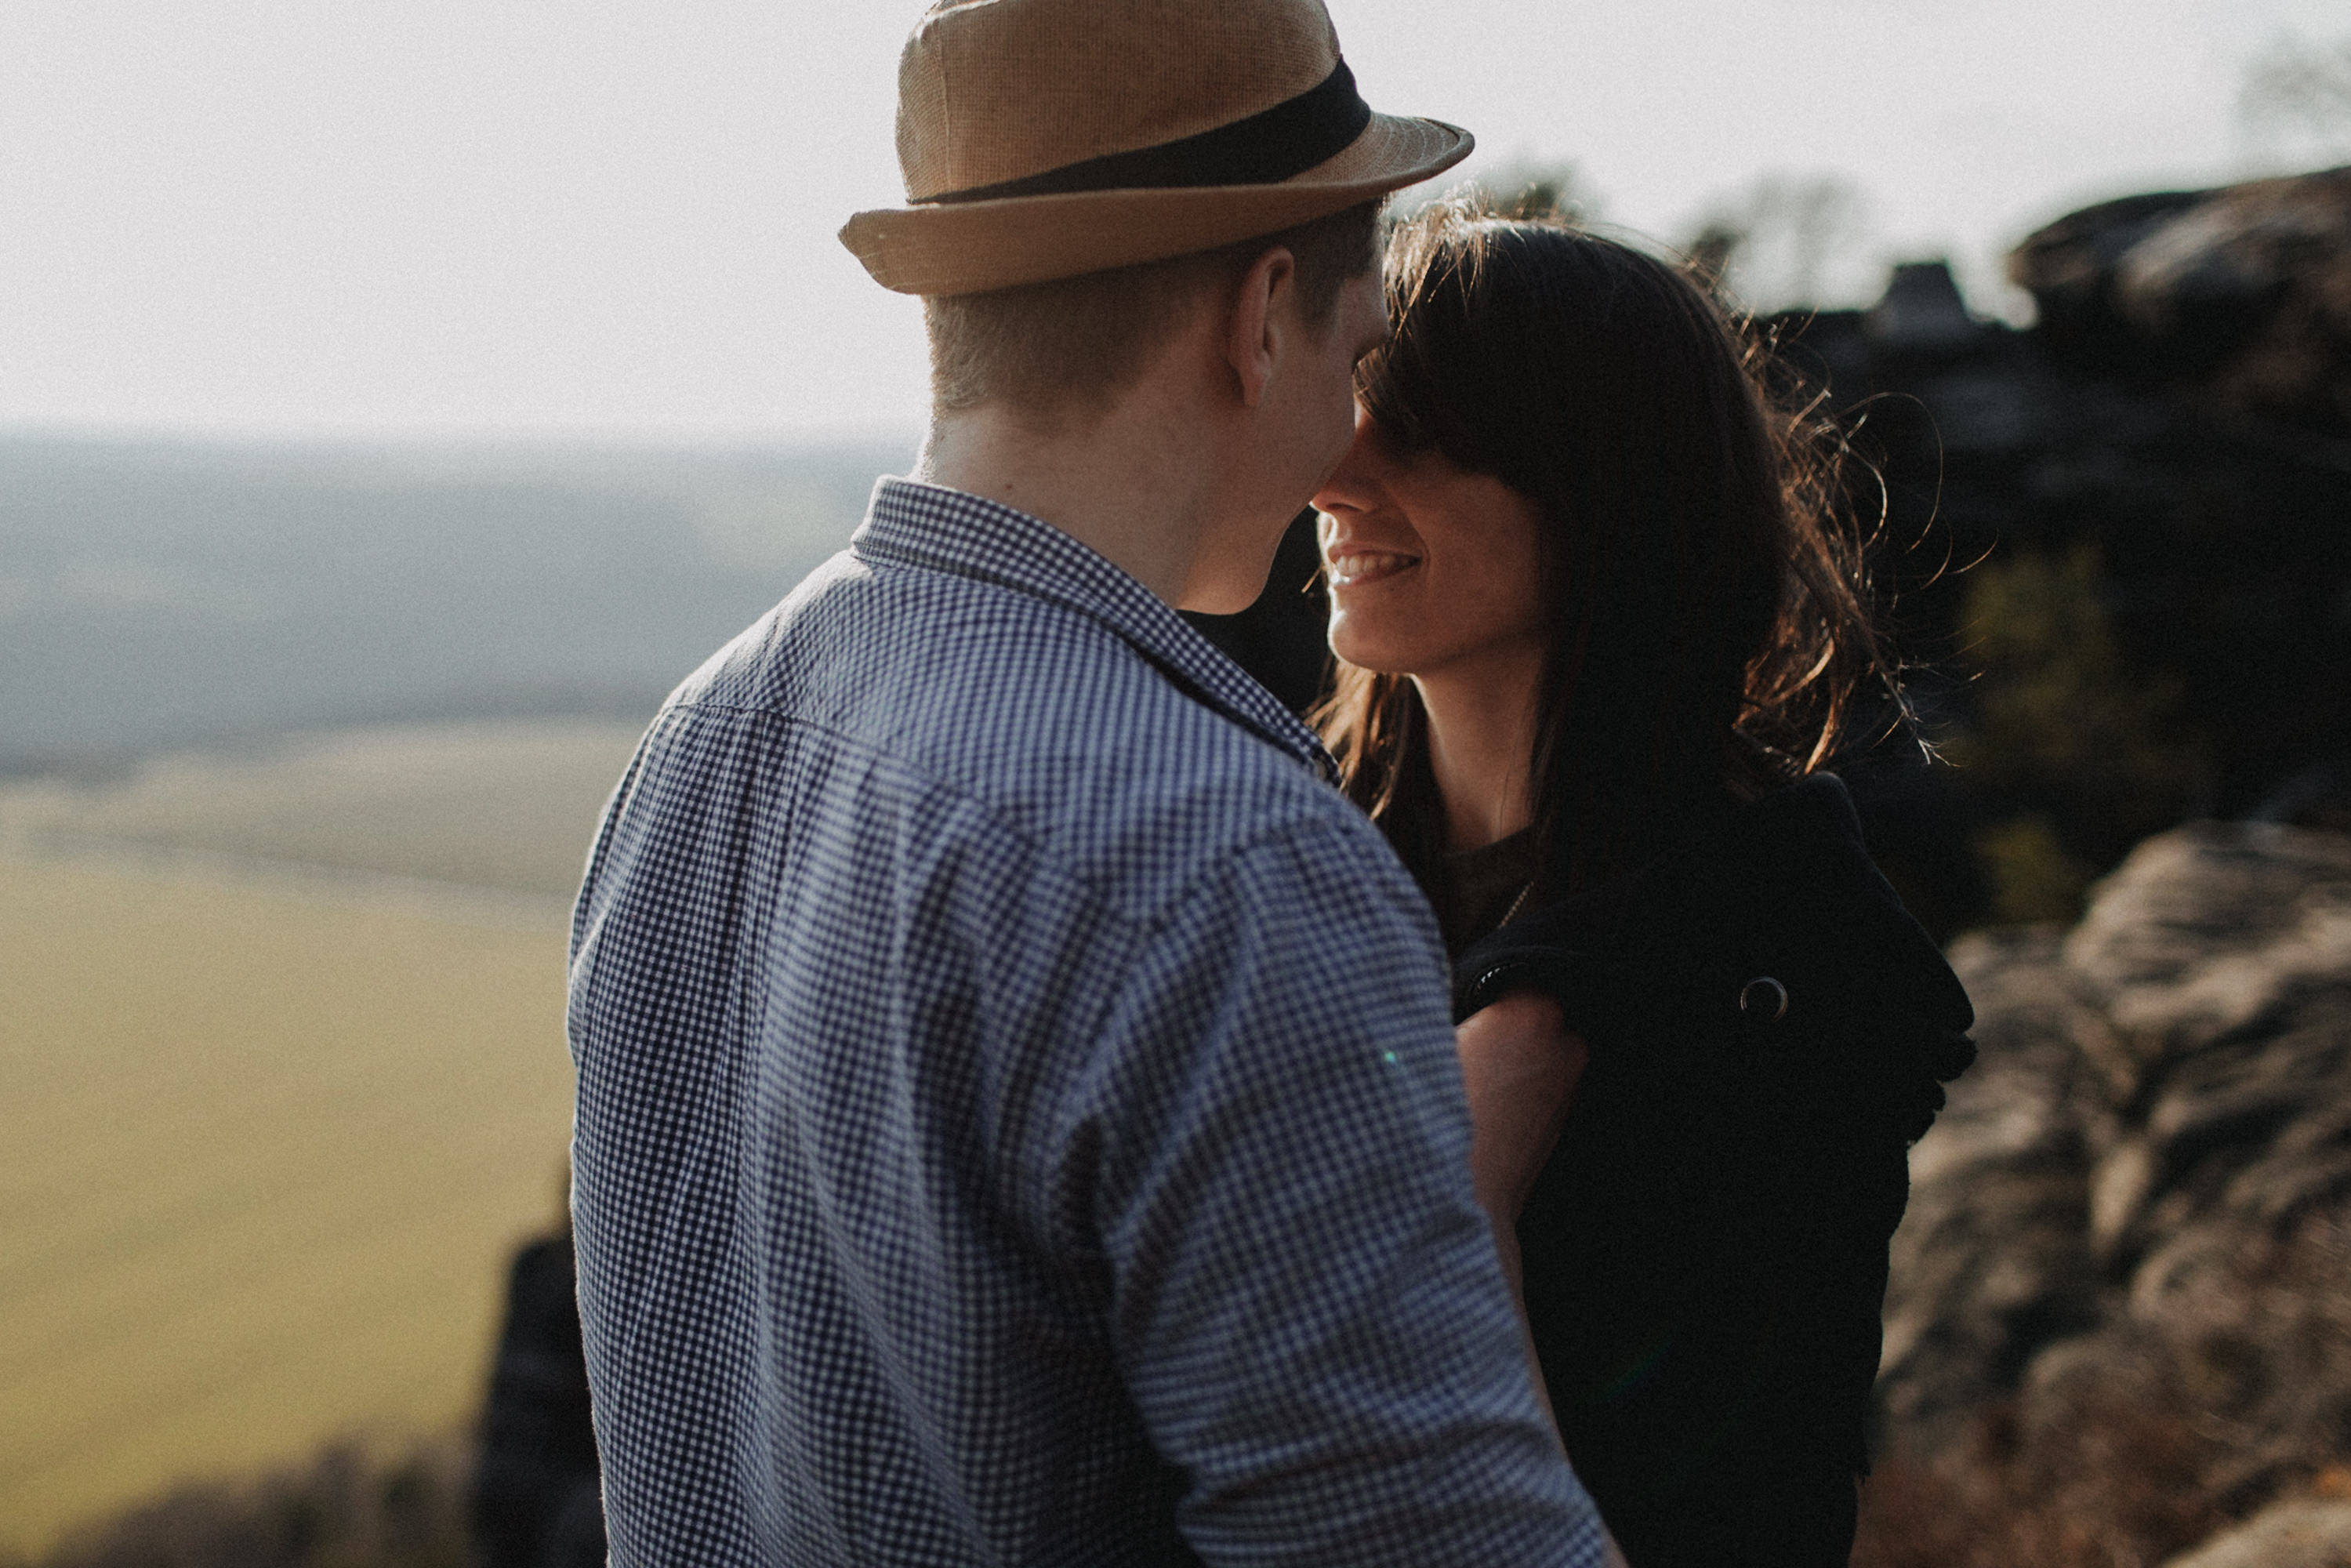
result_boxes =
[920,60,1373,206]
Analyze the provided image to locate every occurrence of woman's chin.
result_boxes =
[1326,630,1416,677]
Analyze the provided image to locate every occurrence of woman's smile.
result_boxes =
[1313,408,1549,679]
[1323,543,1422,588]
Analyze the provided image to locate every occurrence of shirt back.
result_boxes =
[568,480,1605,1566]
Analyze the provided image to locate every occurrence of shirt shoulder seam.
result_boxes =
[652,697,1349,933]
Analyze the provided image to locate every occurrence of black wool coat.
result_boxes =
[1453,774,1975,1568]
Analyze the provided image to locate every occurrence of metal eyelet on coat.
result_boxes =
[1738,976,1790,1022]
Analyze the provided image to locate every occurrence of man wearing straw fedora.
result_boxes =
[568,0,1617,1563]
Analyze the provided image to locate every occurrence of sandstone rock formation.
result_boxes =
[2010,166,2351,434]
[1867,822,2351,1564]
[2163,1494,2351,1568]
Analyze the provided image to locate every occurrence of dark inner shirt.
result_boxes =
[1430,828,1542,957]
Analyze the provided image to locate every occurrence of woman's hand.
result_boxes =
[1455,988,1591,1445]
[1457,989,1591,1256]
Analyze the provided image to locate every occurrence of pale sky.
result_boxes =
[3,0,2346,442]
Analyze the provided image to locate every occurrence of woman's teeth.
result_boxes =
[1326,550,1418,586]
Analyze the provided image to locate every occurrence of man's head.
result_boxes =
[924,199,1383,421]
[843,0,1468,610]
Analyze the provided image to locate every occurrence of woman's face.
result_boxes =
[1313,407,1550,680]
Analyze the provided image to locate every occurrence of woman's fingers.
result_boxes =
[1456,989,1590,1443]
[1456,989,1591,1221]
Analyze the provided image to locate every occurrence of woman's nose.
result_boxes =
[1312,414,1384,517]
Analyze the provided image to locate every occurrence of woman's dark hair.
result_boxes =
[1315,201,1903,891]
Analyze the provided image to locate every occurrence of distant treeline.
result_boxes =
[0,434,913,774]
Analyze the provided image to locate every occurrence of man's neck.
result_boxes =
[919,395,1221,608]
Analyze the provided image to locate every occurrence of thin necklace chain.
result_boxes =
[1496,874,1538,929]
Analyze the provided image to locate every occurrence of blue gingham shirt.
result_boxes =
[568,478,1606,1566]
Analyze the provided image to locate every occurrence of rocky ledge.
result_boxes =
[1867,821,2351,1566]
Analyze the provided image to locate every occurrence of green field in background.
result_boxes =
[0,723,629,1552]
[0,719,646,898]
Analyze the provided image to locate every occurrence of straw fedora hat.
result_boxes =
[840,0,1472,296]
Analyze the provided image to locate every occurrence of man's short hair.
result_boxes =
[925,199,1384,419]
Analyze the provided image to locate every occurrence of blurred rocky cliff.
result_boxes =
[1775,166,2351,929]
[1858,819,2351,1566]
[2009,166,2351,434]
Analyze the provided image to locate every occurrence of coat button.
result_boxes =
[1739,976,1790,1021]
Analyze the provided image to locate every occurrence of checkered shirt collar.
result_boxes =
[855,477,1338,782]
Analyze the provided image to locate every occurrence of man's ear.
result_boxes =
[1223,245,1297,410]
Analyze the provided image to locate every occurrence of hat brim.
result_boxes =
[840,114,1472,296]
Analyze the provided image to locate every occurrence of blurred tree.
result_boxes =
[2240,32,2351,162]
[1973,815,2096,928]
[1946,543,2212,924]
[1684,173,1872,313]
[1448,158,1602,226]
[1685,220,1742,296]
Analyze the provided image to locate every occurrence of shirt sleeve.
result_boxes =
[1069,820,1611,1567]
